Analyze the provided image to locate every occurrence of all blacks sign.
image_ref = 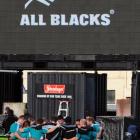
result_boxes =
[20,0,114,26]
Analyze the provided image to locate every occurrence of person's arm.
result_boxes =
[15,132,26,140]
[93,124,101,139]
[96,127,103,139]
[64,137,78,140]
[47,126,59,133]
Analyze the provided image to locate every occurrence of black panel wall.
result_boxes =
[0,71,23,113]
[131,72,140,121]
[28,72,107,121]
[96,74,107,116]
[85,74,107,117]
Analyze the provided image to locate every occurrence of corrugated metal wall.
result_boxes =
[0,71,22,113]
[97,116,124,140]
[28,72,107,121]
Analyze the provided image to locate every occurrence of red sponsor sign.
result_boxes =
[44,84,65,94]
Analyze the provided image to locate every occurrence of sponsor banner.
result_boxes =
[44,84,65,94]
[37,94,72,99]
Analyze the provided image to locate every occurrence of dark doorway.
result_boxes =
[0,71,23,114]
[131,72,140,121]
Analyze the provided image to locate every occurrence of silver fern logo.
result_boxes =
[25,0,55,9]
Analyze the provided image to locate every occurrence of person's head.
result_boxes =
[86,117,95,126]
[50,116,57,124]
[5,107,10,114]
[28,117,36,125]
[36,118,44,125]
[18,115,25,125]
[23,120,30,128]
[42,117,48,124]
[75,119,80,128]
[57,115,64,125]
[7,109,14,116]
[80,119,87,128]
[64,116,72,125]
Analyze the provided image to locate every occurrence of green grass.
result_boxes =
[0,136,8,140]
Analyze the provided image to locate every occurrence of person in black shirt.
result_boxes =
[45,117,60,140]
[61,116,77,140]
[2,109,18,134]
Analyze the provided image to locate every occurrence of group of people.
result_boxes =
[1,107,104,140]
